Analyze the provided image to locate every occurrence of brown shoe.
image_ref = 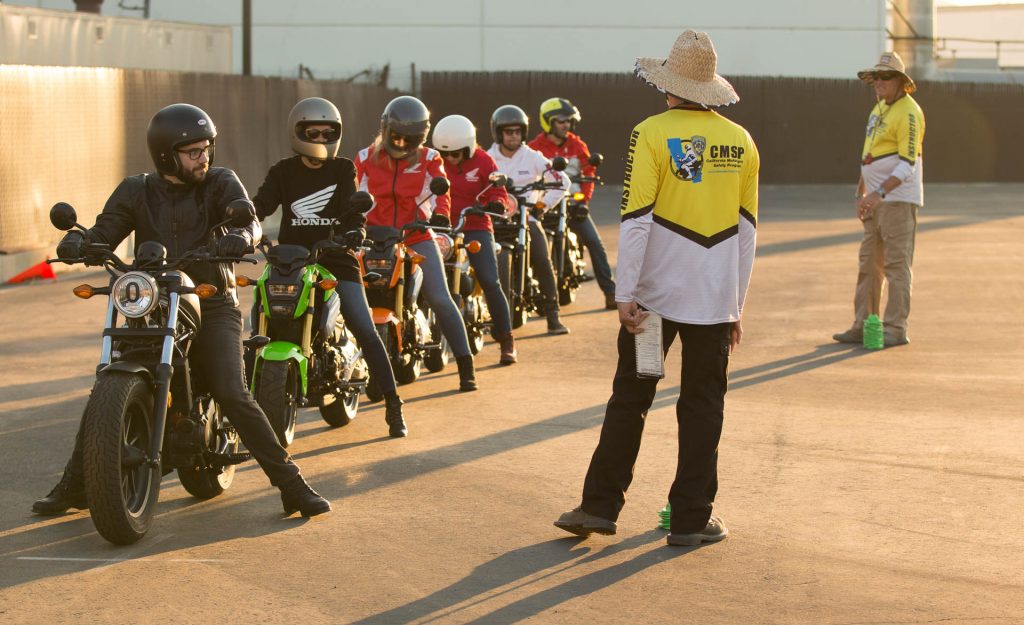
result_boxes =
[496,332,517,365]
[832,329,863,344]
[554,506,616,536]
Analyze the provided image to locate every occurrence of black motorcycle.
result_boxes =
[497,158,571,328]
[542,153,605,307]
[47,201,257,545]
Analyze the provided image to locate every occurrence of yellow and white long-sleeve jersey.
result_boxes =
[861,94,925,206]
[616,107,759,324]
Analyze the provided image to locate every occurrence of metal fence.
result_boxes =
[422,71,1024,187]
[0,65,399,255]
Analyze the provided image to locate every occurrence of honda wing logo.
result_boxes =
[291,185,338,226]
[464,168,480,183]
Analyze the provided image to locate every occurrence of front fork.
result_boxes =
[148,292,180,469]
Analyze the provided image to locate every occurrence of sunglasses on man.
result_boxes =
[439,149,463,158]
[873,71,899,81]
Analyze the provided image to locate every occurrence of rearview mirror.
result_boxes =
[551,157,568,172]
[429,177,450,196]
[488,172,508,188]
[588,153,604,167]
[225,200,256,227]
[349,191,374,213]
[50,202,78,231]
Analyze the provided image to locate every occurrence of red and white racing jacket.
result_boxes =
[354,145,451,245]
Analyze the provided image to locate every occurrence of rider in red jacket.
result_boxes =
[354,96,477,392]
[529,97,617,309]
[432,114,518,365]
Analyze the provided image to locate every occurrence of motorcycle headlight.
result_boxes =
[268,283,300,297]
[434,234,454,261]
[112,272,159,318]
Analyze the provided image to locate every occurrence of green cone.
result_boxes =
[863,314,884,350]
[658,503,671,530]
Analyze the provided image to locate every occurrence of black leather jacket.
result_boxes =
[84,168,259,306]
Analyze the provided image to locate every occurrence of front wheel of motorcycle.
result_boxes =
[82,373,160,545]
[319,389,358,427]
[254,361,299,448]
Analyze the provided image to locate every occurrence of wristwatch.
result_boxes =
[875,184,887,199]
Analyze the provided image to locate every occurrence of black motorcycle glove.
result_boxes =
[217,231,250,257]
[428,213,450,228]
[485,201,507,215]
[342,228,366,249]
[56,231,85,260]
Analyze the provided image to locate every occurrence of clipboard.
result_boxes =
[635,310,664,380]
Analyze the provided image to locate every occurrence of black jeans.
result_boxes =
[528,220,560,313]
[568,214,615,295]
[581,319,731,533]
[336,280,397,395]
[67,303,300,487]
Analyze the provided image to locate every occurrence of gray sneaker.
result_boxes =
[554,507,616,536]
[667,515,729,546]
[884,335,910,347]
[832,329,863,344]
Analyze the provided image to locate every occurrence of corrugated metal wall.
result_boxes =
[422,71,1024,186]
[0,66,399,255]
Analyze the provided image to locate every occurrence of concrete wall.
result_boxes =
[4,0,887,87]
[935,3,1024,68]
[0,4,232,73]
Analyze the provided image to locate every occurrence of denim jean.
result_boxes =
[568,214,616,295]
[463,230,512,336]
[410,238,472,358]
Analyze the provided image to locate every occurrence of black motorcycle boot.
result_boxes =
[384,393,408,438]
[279,475,331,518]
[456,354,478,392]
[495,332,518,365]
[32,467,88,515]
[546,310,570,335]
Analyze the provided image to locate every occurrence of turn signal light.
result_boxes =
[73,284,95,299]
[409,252,426,265]
[466,240,482,254]
[235,275,253,287]
[194,283,218,298]
[318,279,338,290]
[535,201,547,210]
[573,192,586,201]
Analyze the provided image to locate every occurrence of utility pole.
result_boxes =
[242,0,252,76]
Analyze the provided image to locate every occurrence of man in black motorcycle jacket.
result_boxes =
[33,103,331,518]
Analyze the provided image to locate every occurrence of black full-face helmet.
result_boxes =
[490,104,530,146]
[380,95,430,160]
[289,97,342,160]
[147,103,217,176]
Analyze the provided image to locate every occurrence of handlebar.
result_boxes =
[50,243,256,274]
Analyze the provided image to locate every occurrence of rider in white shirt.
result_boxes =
[487,104,571,335]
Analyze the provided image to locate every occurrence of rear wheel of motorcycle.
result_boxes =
[395,355,421,385]
[82,373,160,545]
[319,389,358,427]
[178,409,239,499]
[255,361,299,448]
[424,321,449,373]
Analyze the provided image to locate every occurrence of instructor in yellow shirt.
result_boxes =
[554,30,759,547]
[834,51,925,347]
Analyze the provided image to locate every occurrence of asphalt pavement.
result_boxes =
[0,183,1022,625]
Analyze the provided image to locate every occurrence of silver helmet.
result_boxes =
[288,97,342,160]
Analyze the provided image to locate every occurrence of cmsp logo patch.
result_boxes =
[668,135,706,183]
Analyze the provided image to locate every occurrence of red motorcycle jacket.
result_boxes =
[354,145,451,245]
[528,131,596,202]
[447,148,515,233]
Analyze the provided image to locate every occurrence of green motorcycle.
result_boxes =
[242,235,368,447]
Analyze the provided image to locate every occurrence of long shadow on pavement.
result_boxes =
[348,530,673,625]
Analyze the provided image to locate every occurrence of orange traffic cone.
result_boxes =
[7,258,58,284]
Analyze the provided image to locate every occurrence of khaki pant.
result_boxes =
[852,201,918,339]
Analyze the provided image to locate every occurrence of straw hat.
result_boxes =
[634,30,739,107]
[857,51,917,93]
